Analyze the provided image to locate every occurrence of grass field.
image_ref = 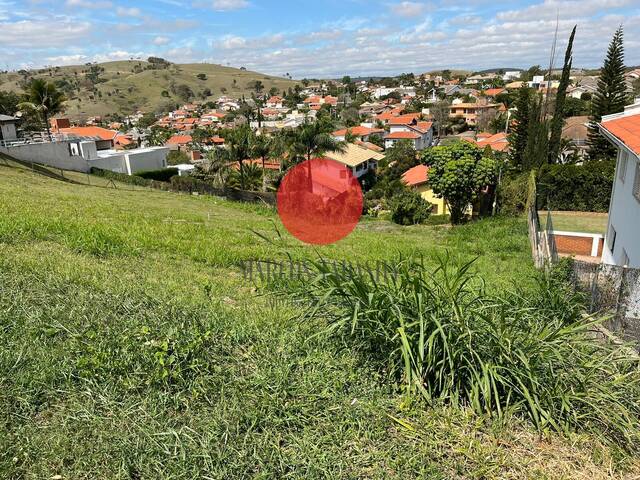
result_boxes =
[541,211,609,235]
[0,60,298,120]
[1,165,638,478]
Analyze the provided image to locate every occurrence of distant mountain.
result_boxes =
[0,60,298,120]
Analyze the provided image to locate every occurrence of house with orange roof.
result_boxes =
[166,134,193,151]
[266,96,284,108]
[386,117,434,150]
[598,100,640,267]
[483,88,507,99]
[474,132,509,153]
[331,125,384,142]
[401,164,449,215]
[55,126,120,150]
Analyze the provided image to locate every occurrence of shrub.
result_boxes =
[90,167,152,187]
[537,161,615,212]
[283,257,640,451]
[167,150,190,166]
[390,189,432,225]
[498,171,530,215]
[136,168,179,182]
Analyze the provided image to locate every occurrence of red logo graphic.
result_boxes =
[277,158,363,245]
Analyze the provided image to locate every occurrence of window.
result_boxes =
[607,224,617,253]
[634,161,640,203]
[619,150,628,182]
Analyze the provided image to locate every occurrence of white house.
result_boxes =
[599,101,640,267]
[385,120,434,150]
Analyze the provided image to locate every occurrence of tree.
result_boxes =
[19,79,65,140]
[167,150,190,165]
[251,133,272,190]
[288,121,344,163]
[225,125,253,189]
[137,112,157,129]
[0,91,20,116]
[147,126,172,146]
[422,142,498,225]
[548,25,577,164]
[587,26,628,160]
[390,189,432,225]
[429,100,449,137]
[508,87,532,169]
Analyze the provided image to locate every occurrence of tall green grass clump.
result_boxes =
[286,256,640,450]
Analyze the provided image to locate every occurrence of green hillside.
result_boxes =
[1,162,638,478]
[0,60,298,120]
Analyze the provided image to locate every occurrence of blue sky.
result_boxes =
[1,0,639,77]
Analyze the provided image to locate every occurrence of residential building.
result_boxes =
[449,102,502,125]
[331,125,384,142]
[322,143,385,179]
[401,164,449,215]
[502,71,522,81]
[561,116,590,160]
[473,132,510,153]
[385,119,433,150]
[599,101,640,267]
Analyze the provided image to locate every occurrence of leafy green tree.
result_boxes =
[548,25,576,164]
[421,142,498,225]
[19,79,65,140]
[0,91,20,116]
[167,150,190,165]
[390,189,432,225]
[147,125,172,146]
[227,162,263,191]
[137,112,157,129]
[587,26,628,160]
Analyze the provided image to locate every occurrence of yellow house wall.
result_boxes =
[415,185,449,215]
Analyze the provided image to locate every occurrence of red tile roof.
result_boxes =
[332,126,384,137]
[475,132,510,152]
[484,88,506,97]
[59,126,118,141]
[167,135,192,145]
[402,164,429,186]
[601,113,640,156]
[388,114,421,125]
[387,131,421,140]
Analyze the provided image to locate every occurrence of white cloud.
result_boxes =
[391,1,426,18]
[116,6,142,17]
[211,0,249,11]
[153,36,170,45]
[0,19,91,48]
[65,0,112,8]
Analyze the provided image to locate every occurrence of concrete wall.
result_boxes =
[603,147,640,267]
[89,154,128,174]
[125,147,168,174]
[0,141,90,172]
[1,122,17,141]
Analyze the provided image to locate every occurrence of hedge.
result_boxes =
[89,168,154,187]
[536,161,615,212]
[136,167,179,182]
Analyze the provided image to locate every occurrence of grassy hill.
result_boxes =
[0,163,639,478]
[0,60,298,120]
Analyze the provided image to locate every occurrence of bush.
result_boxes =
[167,150,190,166]
[90,167,152,187]
[537,161,615,212]
[498,171,530,215]
[285,257,640,451]
[390,190,432,225]
[136,168,179,182]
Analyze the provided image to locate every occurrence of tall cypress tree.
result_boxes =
[587,26,628,160]
[548,26,576,164]
[522,93,549,170]
[508,87,532,169]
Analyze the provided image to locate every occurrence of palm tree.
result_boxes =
[225,125,252,189]
[19,79,65,141]
[199,147,231,187]
[250,133,271,190]
[289,121,345,163]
